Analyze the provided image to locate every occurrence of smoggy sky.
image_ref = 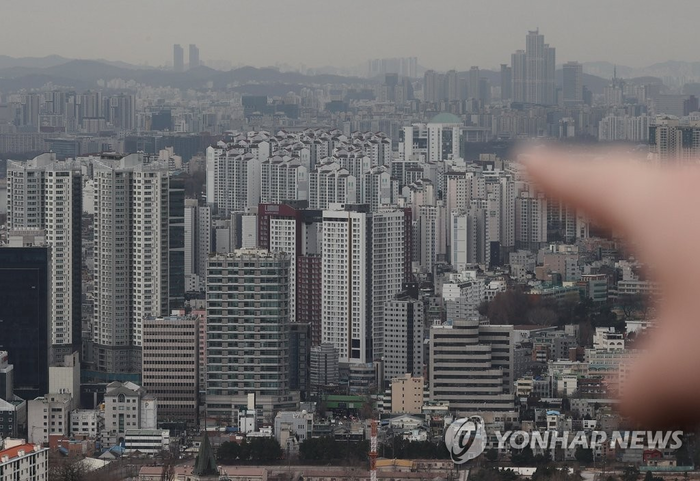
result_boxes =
[1,0,697,70]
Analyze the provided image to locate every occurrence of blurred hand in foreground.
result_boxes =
[524,147,700,428]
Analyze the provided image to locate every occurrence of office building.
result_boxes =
[189,44,200,69]
[184,199,212,291]
[429,318,514,415]
[0,248,50,400]
[309,343,339,389]
[6,154,82,361]
[92,154,171,376]
[0,443,48,481]
[142,314,199,428]
[173,44,184,72]
[206,250,298,422]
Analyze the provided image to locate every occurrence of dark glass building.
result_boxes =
[0,247,50,400]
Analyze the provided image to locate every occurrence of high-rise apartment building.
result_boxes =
[649,118,700,162]
[257,203,322,327]
[371,208,412,361]
[321,205,371,364]
[260,156,309,204]
[0,248,50,400]
[500,64,512,101]
[206,144,268,215]
[511,30,556,105]
[189,44,200,69]
[206,250,297,421]
[6,153,82,361]
[173,44,184,72]
[142,314,199,428]
[384,291,424,384]
[308,163,357,210]
[563,62,583,104]
[451,207,490,270]
[92,154,171,376]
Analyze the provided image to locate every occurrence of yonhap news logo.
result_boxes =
[444,417,684,464]
[445,415,487,464]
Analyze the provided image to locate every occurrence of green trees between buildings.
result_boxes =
[216,438,283,464]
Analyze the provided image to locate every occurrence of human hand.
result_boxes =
[524,147,700,428]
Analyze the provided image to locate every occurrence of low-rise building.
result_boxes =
[390,374,423,414]
[124,429,170,455]
[0,443,48,481]
[27,393,72,444]
[70,409,101,438]
[103,382,157,442]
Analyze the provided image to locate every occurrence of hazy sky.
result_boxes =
[1,0,698,70]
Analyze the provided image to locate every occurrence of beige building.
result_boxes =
[390,374,424,414]
[142,314,199,428]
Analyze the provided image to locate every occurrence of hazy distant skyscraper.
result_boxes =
[189,44,199,69]
[563,62,583,103]
[511,50,526,103]
[468,66,480,100]
[500,64,512,101]
[511,30,555,105]
[173,44,184,72]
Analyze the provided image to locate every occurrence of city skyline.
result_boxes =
[1,0,700,70]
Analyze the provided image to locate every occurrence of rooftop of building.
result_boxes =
[0,444,44,463]
[429,112,462,124]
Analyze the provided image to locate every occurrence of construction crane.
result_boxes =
[370,419,378,481]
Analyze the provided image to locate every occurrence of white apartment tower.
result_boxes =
[321,206,370,364]
[6,153,82,360]
[260,156,309,204]
[206,145,264,215]
[371,208,411,361]
[93,154,170,375]
[309,162,357,210]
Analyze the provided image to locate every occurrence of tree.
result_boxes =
[217,441,241,464]
[486,289,532,325]
[644,471,654,481]
[485,448,499,462]
[49,458,88,481]
[574,447,594,464]
[621,466,640,481]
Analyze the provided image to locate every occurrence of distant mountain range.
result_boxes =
[582,61,700,82]
[0,56,373,94]
[0,55,698,96]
